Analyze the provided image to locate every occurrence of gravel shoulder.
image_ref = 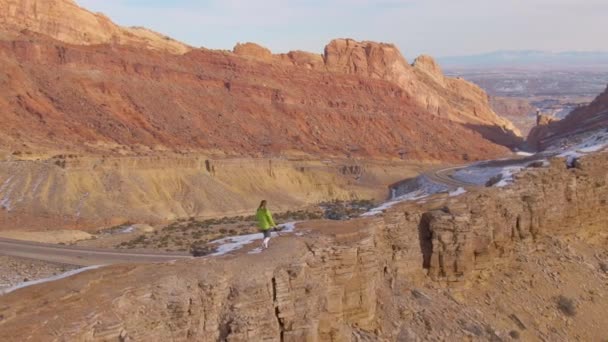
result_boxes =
[0,255,79,291]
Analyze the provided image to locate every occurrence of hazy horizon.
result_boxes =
[77,0,608,60]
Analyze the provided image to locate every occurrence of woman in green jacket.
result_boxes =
[256,200,277,249]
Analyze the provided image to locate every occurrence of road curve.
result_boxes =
[0,154,547,267]
[0,237,191,266]
[426,166,474,188]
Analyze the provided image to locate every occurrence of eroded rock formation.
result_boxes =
[1,152,606,341]
[0,0,190,54]
[528,85,608,150]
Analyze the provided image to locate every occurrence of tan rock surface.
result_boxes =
[0,0,190,54]
[1,152,606,341]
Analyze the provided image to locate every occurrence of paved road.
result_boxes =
[425,153,551,189]
[427,166,473,188]
[0,237,191,266]
[0,153,549,267]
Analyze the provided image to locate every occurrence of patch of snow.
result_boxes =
[210,222,298,257]
[248,248,263,255]
[449,187,467,197]
[120,226,136,234]
[361,191,430,217]
[553,129,608,157]
[453,166,506,186]
[31,174,45,196]
[75,192,90,218]
[0,176,14,193]
[579,144,607,153]
[363,175,455,217]
[516,151,535,157]
[494,166,525,188]
[0,265,104,296]
[0,177,16,211]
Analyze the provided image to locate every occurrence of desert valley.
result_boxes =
[0,0,607,341]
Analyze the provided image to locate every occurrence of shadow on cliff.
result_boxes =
[463,123,525,150]
[418,213,433,269]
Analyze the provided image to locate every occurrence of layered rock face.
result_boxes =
[0,0,190,54]
[0,33,514,161]
[1,152,606,341]
[0,1,519,159]
[528,85,608,150]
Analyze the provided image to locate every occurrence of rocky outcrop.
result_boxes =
[536,112,559,126]
[317,39,522,145]
[528,85,608,150]
[1,151,606,341]
[0,0,190,54]
[233,42,273,61]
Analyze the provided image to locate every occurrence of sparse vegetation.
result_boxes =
[113,200,374,253]
[556,295,576,317]
[319,199,376,220]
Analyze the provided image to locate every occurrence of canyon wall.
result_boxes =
[0,0,520,159]
[1,152,606,341]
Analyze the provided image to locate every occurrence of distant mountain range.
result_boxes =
[438,51,608,69]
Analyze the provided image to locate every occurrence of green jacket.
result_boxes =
[256,208,276,230]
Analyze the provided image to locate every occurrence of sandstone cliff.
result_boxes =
[0,0,190,54]
[1,152,606,341]
[0,33,512,161]
[528,85,608,150]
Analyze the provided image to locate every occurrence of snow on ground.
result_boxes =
[553,129,608,167]
[449,187,467,197]
[556,129,608,156]
[495,166,526,187]
[362,176,448,217]
[0,265,104,296]
[210,222,297,257]
[452,166,506,186]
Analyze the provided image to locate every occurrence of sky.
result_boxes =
[78,0,608,60]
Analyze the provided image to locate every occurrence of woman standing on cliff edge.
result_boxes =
[256,200,279,249]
